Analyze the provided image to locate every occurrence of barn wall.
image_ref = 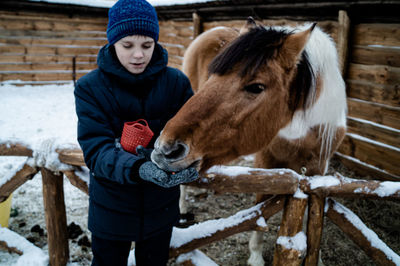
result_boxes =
[336,23,400,180]
[0,3,398,180]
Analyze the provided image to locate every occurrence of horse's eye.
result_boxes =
[243,83,265,94]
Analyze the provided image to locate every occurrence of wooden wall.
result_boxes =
[336,23,400,180]
[0,4,398,180]
[0,10,107,83]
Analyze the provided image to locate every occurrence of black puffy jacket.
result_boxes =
[74,43,193,241]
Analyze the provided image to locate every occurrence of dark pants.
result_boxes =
[91,228,173,266]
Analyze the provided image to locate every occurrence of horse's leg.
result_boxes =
[248,193,275,266]
[178,185,195,227]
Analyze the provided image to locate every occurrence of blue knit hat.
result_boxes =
[107,0,159,44]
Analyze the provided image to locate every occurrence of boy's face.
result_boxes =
[114,35,155,74]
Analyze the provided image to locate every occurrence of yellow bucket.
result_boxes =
[0,194,12,228]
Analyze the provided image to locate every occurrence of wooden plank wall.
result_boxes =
[0,11,194,84]
[0,8,398,180]
[336,23,400,180]
[0,10,107,84]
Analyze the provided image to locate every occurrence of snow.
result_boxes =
[293,187,308,199]
[276,231,307,252]
[207,165,299,178]
[29,0,217,8]
[176,250,218,266]
[0,158,28,187]
[0,227,48,266]
[372,181,400,197]
[256,217,267,228]
[0,82,78,172]
[308,175,340,189]
[170,202,264,248]
[331,201,400,265]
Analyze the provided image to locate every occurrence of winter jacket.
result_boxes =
[74,43,193,241]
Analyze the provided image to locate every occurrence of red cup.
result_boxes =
[120,119,154,154]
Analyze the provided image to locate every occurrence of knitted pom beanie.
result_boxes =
[107,0,159,44]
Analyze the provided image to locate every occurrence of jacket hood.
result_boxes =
[97,43,168,85]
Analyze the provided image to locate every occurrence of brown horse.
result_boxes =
[153,18,347,265]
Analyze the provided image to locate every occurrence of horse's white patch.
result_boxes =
[277,24,347,160]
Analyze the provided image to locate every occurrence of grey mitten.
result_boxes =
[138,161,199,188]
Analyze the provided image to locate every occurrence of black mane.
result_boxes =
[208,26,315,112]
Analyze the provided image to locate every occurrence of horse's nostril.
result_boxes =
[164,143,187,160]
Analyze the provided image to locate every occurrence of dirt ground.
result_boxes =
[3,157,400,265]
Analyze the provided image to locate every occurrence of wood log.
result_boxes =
[334,152,400,181]
[347,98,400,130]
[41,168,69,266]
[352,23,400,47]
[304,195,325,266]
[300,172,400,199]
[158,34,192,48]
[347,116,400,148]
[348,63,400,86]
[352,45,400,68]
[338,133,400,176]
[62,170,89,195]
[170,196,285,257]
[0,72,87,82]
[337,10,350,77]
[346,79,399,107]
[0,240,23,255]
[0,62,98,72]
[0,10,108,24]
[0,28,106,39]
[191,168,299,195]
[0,163,38,203]
[0,36,107,48]
[0,17,107,32]
[273,196,308,266]
[191,167,400,199]
[193,12,203,38]
[326,198,400,266]
[0,54,97,64]
[0,143,33,157]
[57,149,85,167]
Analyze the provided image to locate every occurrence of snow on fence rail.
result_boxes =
[1,142,400,265]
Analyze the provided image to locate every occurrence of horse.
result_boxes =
[152,18,347,265]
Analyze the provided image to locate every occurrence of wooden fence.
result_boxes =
[0,144,399,265]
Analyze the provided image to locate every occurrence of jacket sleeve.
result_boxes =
[74,82,145,185]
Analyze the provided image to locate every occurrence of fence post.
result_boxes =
[273,196,308,266]
[337,10,351,77]
[193,12,203,38]
[304,195,325,266]
[41,168,69,266]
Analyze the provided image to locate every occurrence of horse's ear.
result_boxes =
[240,17,257,35]
[281,23,317,68]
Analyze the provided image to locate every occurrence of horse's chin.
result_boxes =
[151,150,201,172]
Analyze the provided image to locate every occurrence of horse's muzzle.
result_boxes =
[151,137,192,172]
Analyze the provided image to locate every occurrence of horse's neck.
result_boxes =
[183,27,239,92]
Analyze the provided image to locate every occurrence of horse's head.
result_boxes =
[152,21,317,173]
